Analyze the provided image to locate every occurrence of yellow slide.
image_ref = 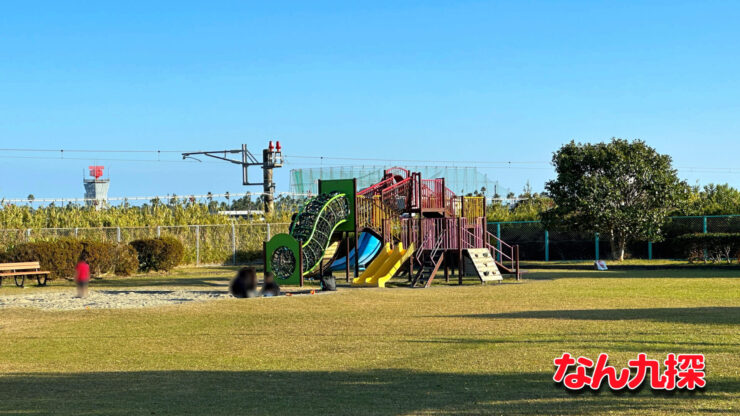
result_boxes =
[352,243,392,286]
[354,243,415,288]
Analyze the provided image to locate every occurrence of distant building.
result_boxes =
[83,165,110,209]
[218,210,265,220]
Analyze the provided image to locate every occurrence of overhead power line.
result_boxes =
[0,155,203,164]
[285,154,549,165]
[0,148,185,153]
[2,148,740,174]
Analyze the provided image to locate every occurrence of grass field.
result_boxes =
[1,266,738,415]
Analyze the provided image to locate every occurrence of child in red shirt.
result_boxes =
[75,252,90,298]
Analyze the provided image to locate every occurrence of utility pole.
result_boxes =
[182,142,283,213]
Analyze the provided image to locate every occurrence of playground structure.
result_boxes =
[264,168,521,287]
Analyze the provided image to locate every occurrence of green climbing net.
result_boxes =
[271,192,349,279]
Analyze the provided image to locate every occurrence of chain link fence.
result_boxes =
[0,223,291,266]
[4,215,739,264]
[488,215,740,261]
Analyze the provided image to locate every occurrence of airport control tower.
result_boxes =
[83,165,110,209]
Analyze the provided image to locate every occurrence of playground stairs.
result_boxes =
[465,248,503,283]
[410,250,444,288]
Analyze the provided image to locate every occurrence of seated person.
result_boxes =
[260,272,281,297]
[229,267,258,298]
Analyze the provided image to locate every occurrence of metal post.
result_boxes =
[345,232,350,283]
[595,232,600,261]
[26,228,31,242]
[703,216,708,260]
[195,225,200,266]
[266,223,271,241]
[74,227,78,238]
[496,223,502,262]
[157,226,161,238]
[232,223,237,265]
[458,217,463,284]
[354,231,359,278]
[116,227,121,243]
[544,230,549,262]
[298,241,304,287]
[648,241,653,260]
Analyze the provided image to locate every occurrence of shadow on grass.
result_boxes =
[406,337,740,354]
[448,307,740,325]
[0,369,733,415]
[525,269,740,280]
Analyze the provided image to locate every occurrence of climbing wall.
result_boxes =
[465,248,503,283]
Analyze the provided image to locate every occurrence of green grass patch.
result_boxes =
[1,267,738,415]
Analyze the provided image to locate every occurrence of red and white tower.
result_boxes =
[83,165,110,209]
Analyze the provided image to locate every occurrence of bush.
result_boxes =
[159,236,185,271]
[676,233,740,263]
[114,244,139,276]
[83,240,117,276]
[6,238,145,279]
[9,238,84,279]
[129,237,184,272]
[129,239,160,272]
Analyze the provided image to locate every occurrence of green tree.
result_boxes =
[542,138,686,261]
[680,183,740,216]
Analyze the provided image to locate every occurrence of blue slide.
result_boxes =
[331,232,382,271]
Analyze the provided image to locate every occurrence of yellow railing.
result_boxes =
[450,196,484,218]
[356,195,398,232]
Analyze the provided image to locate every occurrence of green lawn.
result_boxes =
[1,267,738,415]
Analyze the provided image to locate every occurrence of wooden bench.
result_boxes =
[0,262,51,288]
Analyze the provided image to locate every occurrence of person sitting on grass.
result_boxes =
[260,272,280,297]
[75,251,90,298]
[229,267,258,298]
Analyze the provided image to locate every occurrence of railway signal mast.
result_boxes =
[182,142,283,213]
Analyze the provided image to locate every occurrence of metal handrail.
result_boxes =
[429,231,445,260]
[485,231,512,261]
[415,232,433,263]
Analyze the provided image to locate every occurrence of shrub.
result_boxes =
[83,240,117,276]
[6,238,144,279]
[676,233,740,263]
[129,237,184,272]
[9,238,84,279]
[159,236,185,271]
[114,244,139,276]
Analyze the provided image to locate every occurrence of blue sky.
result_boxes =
[1,1,739,201]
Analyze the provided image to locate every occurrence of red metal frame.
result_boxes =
[353,167,521,281]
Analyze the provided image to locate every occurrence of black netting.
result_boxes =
[651,217,704,259]
[488,216,740,261]
[488,222,545,261]
[549,230,597,260]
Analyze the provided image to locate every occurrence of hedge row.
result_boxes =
[0,237,184,279]
[676,233,740,263]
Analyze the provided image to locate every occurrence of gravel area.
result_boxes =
[0,289,231,310]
